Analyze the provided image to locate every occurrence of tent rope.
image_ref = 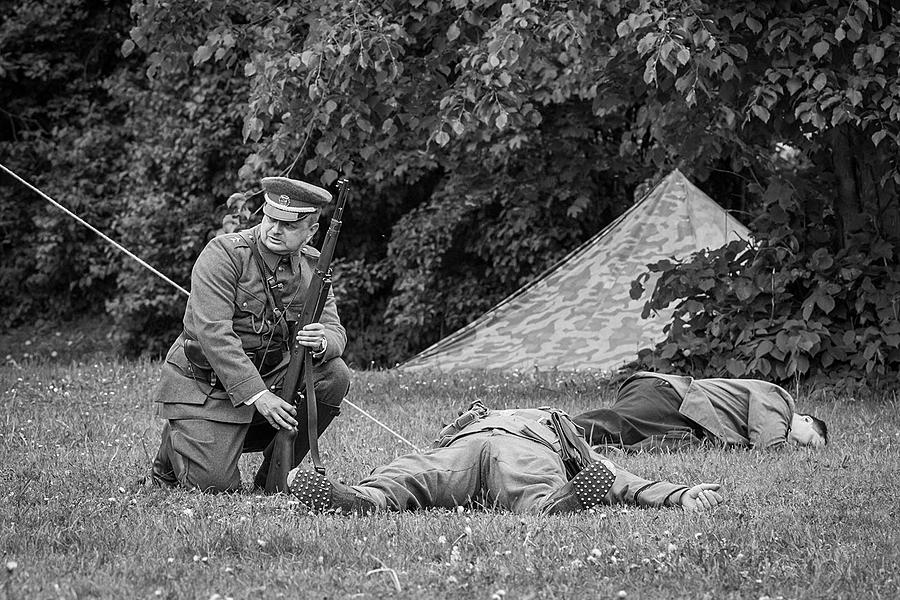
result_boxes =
[1,163,190,297]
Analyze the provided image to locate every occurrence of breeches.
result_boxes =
[351,431,569,513]
[155,356,350,492]
[573,377,700,447]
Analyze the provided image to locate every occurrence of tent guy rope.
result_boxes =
[0,162,421,453]
[1,162,190,297]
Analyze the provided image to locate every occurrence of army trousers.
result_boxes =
[152,357,350,493]
[349,430,570,513]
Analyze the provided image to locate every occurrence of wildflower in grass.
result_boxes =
[5,560,17,572]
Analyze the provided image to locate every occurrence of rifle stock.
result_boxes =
[265,178,350,493]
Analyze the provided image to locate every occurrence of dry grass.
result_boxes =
[1,358,898,599]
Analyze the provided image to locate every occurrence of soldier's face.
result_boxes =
[259,214,319,254]
[787,414,826,448]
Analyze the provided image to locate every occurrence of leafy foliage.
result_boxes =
[620,0,900,383]
[126,0,664,365]
[0,0,135,328]
[632,192,900,382]
[3,0,898,378]
[612,0,900,240]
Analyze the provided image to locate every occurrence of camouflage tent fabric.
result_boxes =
[400,170,750,373]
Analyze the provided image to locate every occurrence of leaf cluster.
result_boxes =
[633,180,900,383]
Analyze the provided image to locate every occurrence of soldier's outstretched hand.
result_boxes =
[680,483,723,511]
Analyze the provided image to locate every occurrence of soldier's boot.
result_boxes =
[541,461,617,514]
[288,468,375,515]
[253,401,342,491]
[149,424,178,488]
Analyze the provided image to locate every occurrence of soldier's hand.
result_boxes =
[254,391,298,430]
[295,322,326,353]
[680,483,723,511]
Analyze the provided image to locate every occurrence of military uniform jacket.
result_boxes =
[156,225,347,424]
[441,407,689,508]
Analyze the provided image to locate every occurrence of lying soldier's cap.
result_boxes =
[260,176,332,222]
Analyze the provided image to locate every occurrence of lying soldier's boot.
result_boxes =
[288,468,376,515]
[542,461,617,514]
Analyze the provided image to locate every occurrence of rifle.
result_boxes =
[265,177,350,493]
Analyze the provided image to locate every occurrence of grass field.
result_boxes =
[1,357,898,599]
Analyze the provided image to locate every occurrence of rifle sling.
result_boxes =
[305,350,324,473]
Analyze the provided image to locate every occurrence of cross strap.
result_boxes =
[241,232,291,344]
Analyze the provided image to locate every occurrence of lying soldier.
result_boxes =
[287,402,723,515]
[573,372,828,453]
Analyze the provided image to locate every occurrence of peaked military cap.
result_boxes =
[261,176,332,222]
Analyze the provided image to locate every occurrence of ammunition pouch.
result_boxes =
[183,337,286,389]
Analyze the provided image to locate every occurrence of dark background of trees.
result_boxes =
[1,0,898,383]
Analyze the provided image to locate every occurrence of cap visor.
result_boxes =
[263,203,314,222]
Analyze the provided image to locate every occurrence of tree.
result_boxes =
[0,0,135,329]
[8,0,895,376]
[618,0,900,383]
[612,0,899,244]
[127,0,745,365]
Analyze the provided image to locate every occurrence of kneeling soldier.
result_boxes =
[149,176,350,493]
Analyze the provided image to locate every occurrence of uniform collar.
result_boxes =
[253,226,303,273]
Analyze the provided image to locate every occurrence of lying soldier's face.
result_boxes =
[788,414,826,448]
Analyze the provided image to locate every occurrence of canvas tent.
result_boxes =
[399,169,750,373]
